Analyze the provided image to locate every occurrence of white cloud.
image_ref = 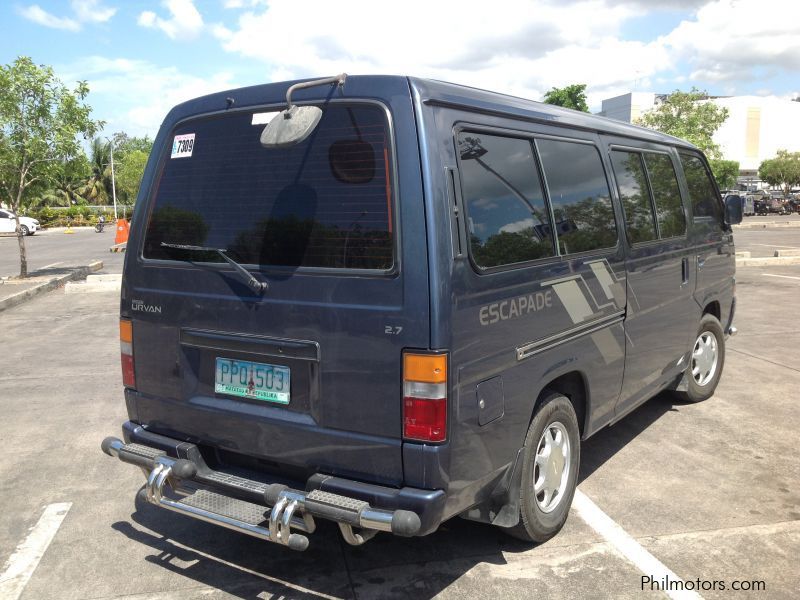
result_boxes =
[60,56,238,137]
[18,5,80,31]
[210,0,798,105]
[663,0,800,83]
[215,0,671,104]
[18,1,115,31]
[223,0,265,7]
[71,0,116,23]
[137,0,205,40]
[500,218,536,233]
[138,0,205,40]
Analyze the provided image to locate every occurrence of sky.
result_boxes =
[1,0,799,139]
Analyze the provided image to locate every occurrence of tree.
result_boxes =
[110,132,152,204]
[111,132,153,158]
[635,88,729,159]
[81,137,112,205]
[0,57,101,277]
[758,150,800,196]
[542,84,590,112]
[709,159,740,190]
[115,149,149,204]
[35,156,90,207]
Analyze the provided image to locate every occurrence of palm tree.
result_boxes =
[81,137,113,204]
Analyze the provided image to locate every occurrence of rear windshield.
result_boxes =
[143,103,394,270]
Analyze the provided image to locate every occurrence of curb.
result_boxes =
[0,260,104,313]
[734,221,800,230]
[65,273,122,294]
[736,256,800,267]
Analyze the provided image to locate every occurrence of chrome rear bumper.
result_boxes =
[101,437,422,551]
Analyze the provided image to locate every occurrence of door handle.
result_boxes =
[681,257,689,284]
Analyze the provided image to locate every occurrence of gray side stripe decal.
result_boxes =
[516,311,625,361]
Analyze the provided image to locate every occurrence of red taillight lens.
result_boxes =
[121,353,136,388]
[120,319,135,388]
[403,396,447,442]
[403,352,448,443]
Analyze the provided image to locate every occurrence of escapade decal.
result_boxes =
[171,133,195,159]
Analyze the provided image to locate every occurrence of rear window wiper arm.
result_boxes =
[160,242,268,294]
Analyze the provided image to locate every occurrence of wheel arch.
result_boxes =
[532,371,589,439]
[703,300,721,321]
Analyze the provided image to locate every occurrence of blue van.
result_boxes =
[102,75,742,550]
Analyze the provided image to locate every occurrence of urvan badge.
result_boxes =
[131,299,162,314]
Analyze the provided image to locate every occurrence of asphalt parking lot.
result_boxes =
[1,230,798,599]
[0,227,124,278]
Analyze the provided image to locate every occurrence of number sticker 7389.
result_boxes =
[171,133,195,159]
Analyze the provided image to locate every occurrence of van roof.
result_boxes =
[165,75,697,151]
[407,76,697,150]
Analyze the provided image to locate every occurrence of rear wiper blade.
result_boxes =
[160,242,267,294]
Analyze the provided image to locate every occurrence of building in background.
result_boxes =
[598,93,800,190]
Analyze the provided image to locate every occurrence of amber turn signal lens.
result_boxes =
[119,319,133,343]
[403,353,447,384]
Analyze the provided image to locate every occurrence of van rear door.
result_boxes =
[122,90,428,487]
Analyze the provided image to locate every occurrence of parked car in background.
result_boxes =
[0,209,39,235]
[767,198,791,215]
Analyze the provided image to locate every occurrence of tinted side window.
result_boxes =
[537,139,617,254]
[610,150,656,244]
[679,153,722,220]
[644,153,686,237]
[457,133,555,268]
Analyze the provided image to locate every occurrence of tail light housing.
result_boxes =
[120,319,136,388]
[403,352,447,443]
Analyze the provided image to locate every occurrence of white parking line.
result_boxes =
[572,490,702,600]
[750,244,799,248]
[763,273,800,281]
[0,503,72,600]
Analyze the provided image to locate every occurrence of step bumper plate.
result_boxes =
[102,437,422,551]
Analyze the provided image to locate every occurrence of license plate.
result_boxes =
[214,357,290,404]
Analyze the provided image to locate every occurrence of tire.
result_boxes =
[505,392,580,543]
[19,225,29,236]
[675,314,725,403]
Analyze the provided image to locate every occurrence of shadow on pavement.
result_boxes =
[113,491,531,599]
[579,391,682,483]
[110,394,682,599]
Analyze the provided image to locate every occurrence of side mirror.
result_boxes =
[724,195,743,225]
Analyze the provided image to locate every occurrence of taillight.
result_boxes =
[120,319,135,388]
[403,352,447,443]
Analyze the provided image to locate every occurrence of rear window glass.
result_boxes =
[536,139,618,254]
[143,104,394,269]
[457,132,555,268]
